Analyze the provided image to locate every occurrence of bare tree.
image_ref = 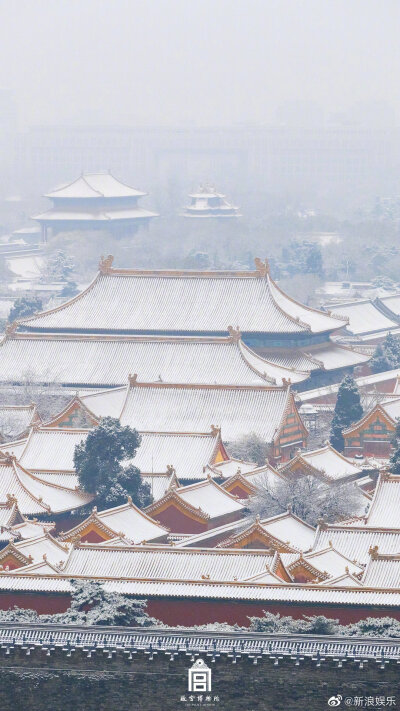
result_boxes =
[247,474,368,526]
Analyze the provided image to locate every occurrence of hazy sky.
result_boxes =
[1,0,399,127]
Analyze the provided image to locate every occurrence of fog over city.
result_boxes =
[1,0,399,127]
[1,1,400,302]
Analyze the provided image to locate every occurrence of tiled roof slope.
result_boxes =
[364,474,400,528]
[0,333,307,387]
[61,543,276,582]
[0,452,92,515]
[17,258,345,335]
[119,382,291,442]
[133,431,225,480]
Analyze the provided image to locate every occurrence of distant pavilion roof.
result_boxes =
[17,257,347,335]
[33,173,158,224]
[44,172,147,199]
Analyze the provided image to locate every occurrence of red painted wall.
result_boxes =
[1,591,399,627]
[151,505,208,533]
[80,529,109,543]
[146,598,400,627]
[227,485,250,499]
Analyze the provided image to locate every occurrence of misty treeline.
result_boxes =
[2,197,396,309]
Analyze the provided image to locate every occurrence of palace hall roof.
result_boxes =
[0,453,92,515]
[0,532,69,568]
[280,444,363,482]
[119,381,294,442]
[60,543,276,582]
[0,332,308,387]
[361,474,400,529]
[313,525,400,565]
[17,258,346,335]
[59,499,169,545]
[132,430,227,480]
[362,552,400,589]
[329,299,399,340]
[145,478,245,521]
[258,342,369,373]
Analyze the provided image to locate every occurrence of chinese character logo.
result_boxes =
[188,659,212,693]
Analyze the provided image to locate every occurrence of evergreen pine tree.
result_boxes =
[74,417,152,509]
[389,419,400,475]
[330,375,363,452]
[371,333,400,373]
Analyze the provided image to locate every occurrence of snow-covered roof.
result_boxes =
[0,452,92,515]
[282,444,363,482]
[0,333,304,387]
[313,525,400,565]
[362,553,400,589]
[210,457,259,479]
[141,474,176,502]
[146,478,245,520]
[15,427,88,473]
[59,500,168,544]
[364,474,400,528]
[119,382,293,442]
[292,546,364,579]
[376,294,400,318]
[133,431,224,479]
[17,258,345,335]
[81,386,127,418]
[259,511,316,552]
[0,574,398,605]
[60,543,276,582]
[0,533,69,567]
[329,300,399,337]
[44,172,147,199]
[258,343,370,372]
[33,207,158,222]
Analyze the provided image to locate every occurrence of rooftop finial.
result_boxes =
[254,257,269,277]
[210,424,220,436]
[98,255,114,274]
[5,321,18,337]
[227,325,241,342]
[369,545,379,560]
[129,373,138,386]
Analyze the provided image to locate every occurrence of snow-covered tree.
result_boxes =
[330,375,363,452]
[227,432,270,466]
[8,296,43,323]
[371,332,400,373]
[41,250,76,282]
[44,580,157,626]
[74,416,152,509]
[247,473,366,526]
